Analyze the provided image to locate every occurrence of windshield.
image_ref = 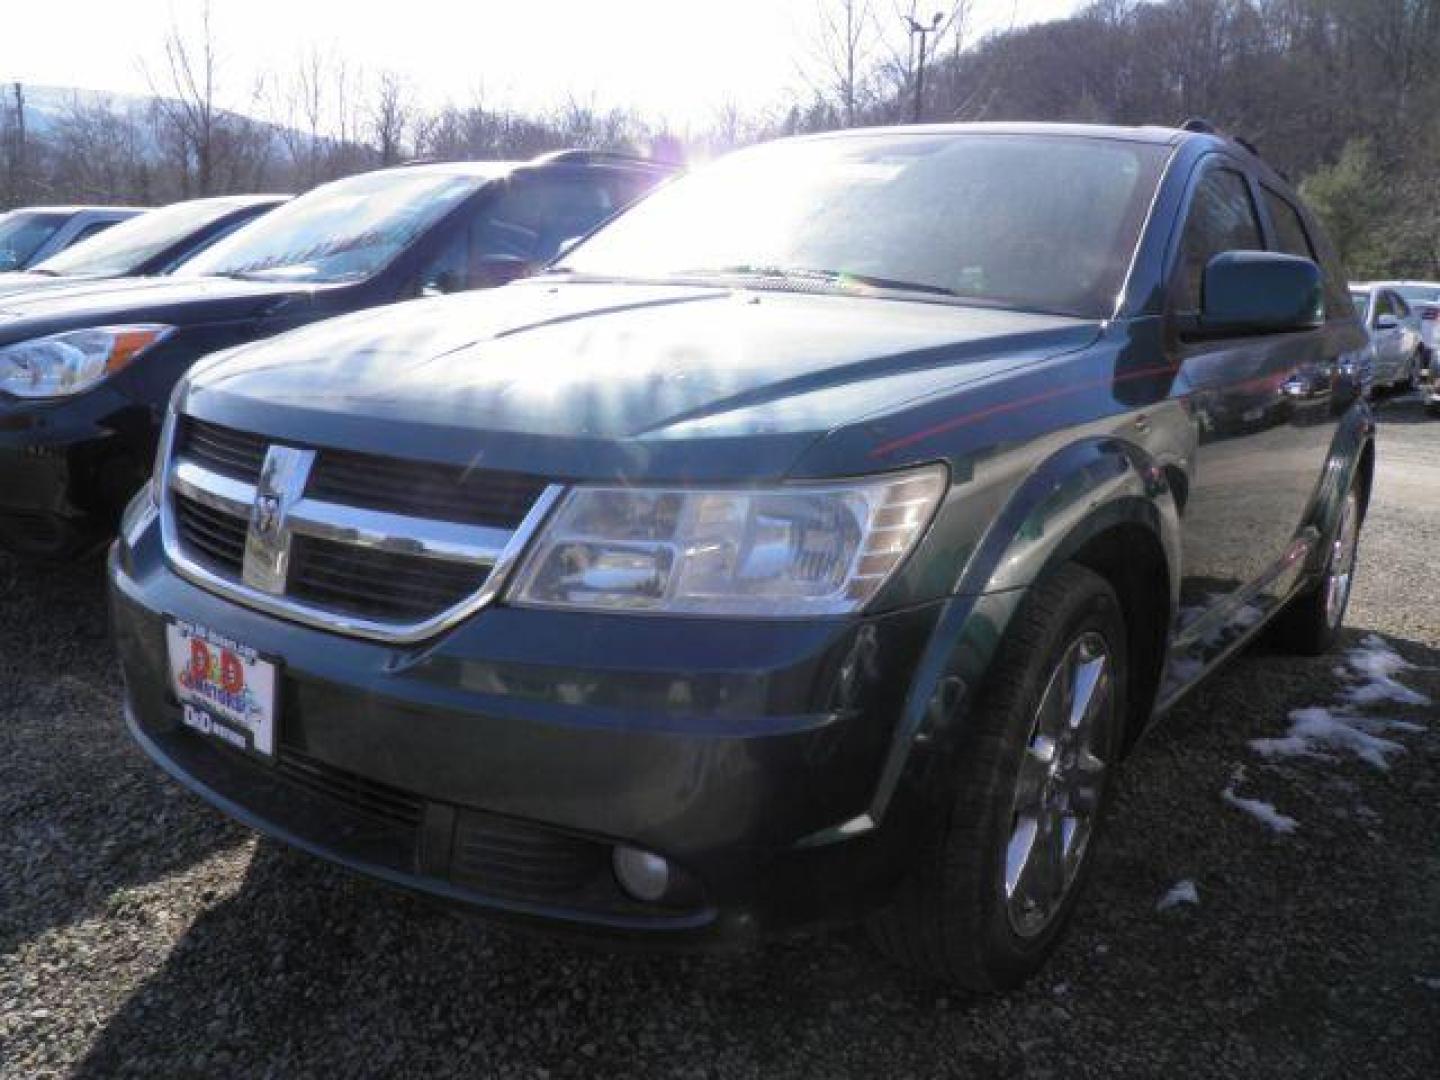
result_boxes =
[178,170,491,284]
[1351,292,1370,319]
[33,199,258,277]
[558,133,1170,318]
[0,211,66,270]
[1393,285,1440,303]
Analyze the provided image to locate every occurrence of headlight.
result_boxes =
[507,464,947,617]
[0,324,174,399]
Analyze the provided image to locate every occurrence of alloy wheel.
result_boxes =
[1325,487,1361,629]
[1003,630,1113,938]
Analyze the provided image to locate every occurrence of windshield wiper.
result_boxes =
[688,264,962,299]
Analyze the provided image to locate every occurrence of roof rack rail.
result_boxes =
[1179,117,1265,161]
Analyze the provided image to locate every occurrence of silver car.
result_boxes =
[1350,282,1424,392]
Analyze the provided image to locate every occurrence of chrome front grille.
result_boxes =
[160,415,564,642]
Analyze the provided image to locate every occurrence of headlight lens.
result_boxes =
[508,464,947,616]
[0,324,174,399]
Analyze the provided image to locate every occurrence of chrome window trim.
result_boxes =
[160,417,566,644]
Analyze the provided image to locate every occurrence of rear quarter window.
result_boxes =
[1261,188,1314,259]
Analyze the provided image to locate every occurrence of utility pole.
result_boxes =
[905,12,943,123]
[10,82,25,203]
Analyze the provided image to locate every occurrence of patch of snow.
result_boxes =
[1340,636,1431,707]
[1156,880,1199,911]
[1222,787,1299,833]
[1251,706,1407,771]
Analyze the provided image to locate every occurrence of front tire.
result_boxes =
[869,563,1128,990]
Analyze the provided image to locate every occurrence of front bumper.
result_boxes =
[110,501,952,943]
[0,391,154,556]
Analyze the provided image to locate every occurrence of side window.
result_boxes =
[479,174,617,263]
[413,175,618,296]
[1394,295,1411,318]
[1261,188,1315,260]
[600,171,664,213]
[64,220,117,249]
[1175,167,1263,312]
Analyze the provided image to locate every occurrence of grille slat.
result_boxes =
[174,494,247,573]
[289,534,490,622]
[180,418,267,481]
[308,448,548,528]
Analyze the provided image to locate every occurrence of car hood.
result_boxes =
[0,271,97,299]
[0,275,329,340]
[188,280,1101,481]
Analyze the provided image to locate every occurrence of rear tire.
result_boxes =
[868,563,1127,990]
[1269,479,1363,656]
[1403,351,1422,393]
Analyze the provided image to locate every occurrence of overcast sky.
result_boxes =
[2,0,1081,127]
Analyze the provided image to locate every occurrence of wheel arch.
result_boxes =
[855,437,1181,835]
[1301,401,1376,577]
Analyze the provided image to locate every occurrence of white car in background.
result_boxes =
[1350,282,1425,393]
[1373,280,1440,362]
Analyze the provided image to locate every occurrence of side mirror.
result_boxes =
[1375,313,1399,331]
[1191,251,1324,338]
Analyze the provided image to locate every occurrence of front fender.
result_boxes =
[814,438,1180,844]
[956,436,1182,601]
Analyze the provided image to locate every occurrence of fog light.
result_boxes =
[612,845,671,902]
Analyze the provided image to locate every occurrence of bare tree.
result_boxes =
[803,0,882,126]
[150,1,218,193]
[370,71,414,166]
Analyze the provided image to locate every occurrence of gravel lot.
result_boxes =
[2,395,1437,1079]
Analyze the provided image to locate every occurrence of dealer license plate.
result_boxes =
[165,620,278,760]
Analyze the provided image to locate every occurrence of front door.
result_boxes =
[1170,162,1343,645]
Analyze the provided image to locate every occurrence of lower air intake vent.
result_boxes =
[449,811,607,899]
[276,749,425,828]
